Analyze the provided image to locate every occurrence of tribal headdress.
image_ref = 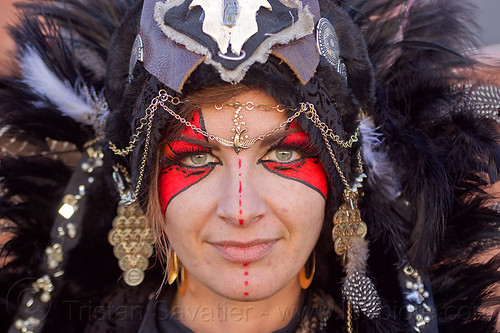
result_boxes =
[1,0,499,333]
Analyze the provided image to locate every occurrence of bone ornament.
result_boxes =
[189,0,272,56]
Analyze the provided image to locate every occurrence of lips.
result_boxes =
[211,239,277,263]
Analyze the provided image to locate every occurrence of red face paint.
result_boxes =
[159,111,220,212]
[243,263,249,296]
[259,127,327,198]
[238,158,244,225]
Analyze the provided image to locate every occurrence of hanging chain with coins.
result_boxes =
[305,103,382,330]
[106,89,375,329]
[107,165,155,286]
[332,191,367,263]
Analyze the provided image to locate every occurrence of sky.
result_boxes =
[476,0,500,46]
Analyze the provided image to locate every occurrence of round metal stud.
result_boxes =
[316,18,347,78]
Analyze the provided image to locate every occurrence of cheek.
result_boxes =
[159,165,214,212]
[261,157,327,198]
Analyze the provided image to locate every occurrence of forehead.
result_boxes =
[197,89,289,139]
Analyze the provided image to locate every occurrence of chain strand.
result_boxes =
[356,150,363,173]
[213,101,293,112]
[108,90,364,201]
[305,104,359,148]
[347,302,353,333]
[109,90,360,156]
[109,90,182,156]
[317,117,351,190]
[159,100,308,150]
[133,104,156,201]
[303,102,365,194]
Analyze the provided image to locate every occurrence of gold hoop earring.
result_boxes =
[167,248,180,285]
[167,248,187,296]
[299,251,316,289]
[177,265,187,296]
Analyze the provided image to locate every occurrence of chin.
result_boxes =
[209,276,288,302]
[216,288,275,302]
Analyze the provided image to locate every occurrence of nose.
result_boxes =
[215,157,266,226]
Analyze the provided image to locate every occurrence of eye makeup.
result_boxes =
[163,140,210,160]
[159,114,327,212]
[159,111,220,212]
[259,129,327,198]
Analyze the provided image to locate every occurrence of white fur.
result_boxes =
[19,48,98,126]
[360,117,401,201]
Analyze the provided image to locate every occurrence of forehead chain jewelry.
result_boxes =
[107,92,374,328]
[108,89,360,201]
[213,101,295,153]
[166,100,307,154]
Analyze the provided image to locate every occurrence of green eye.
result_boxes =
[190,153,208,164]
[275,149,293,161]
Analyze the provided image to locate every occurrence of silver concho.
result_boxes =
[128,34,144,81]
[316,18,347,79]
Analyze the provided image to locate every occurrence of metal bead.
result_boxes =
[26,298,34,307]
[40,292,51,303]
[66,223,77,238]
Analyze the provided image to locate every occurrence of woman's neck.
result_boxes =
[170,273,302,333]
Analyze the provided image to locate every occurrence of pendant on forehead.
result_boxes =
[230,106,248,154]
[189,0,272,57]
[212,104,250,154]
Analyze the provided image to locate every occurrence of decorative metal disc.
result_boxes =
[332,202,367,256]
[141,243,154,257]
[108,229,120,246]
[108,199,154,287]
[118,255,148,271]
[316,18,347,78]
[124,268,145,287]
[113,243,127,258]
[128,34,144,79]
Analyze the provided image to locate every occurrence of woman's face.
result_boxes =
[160,89,327,301]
